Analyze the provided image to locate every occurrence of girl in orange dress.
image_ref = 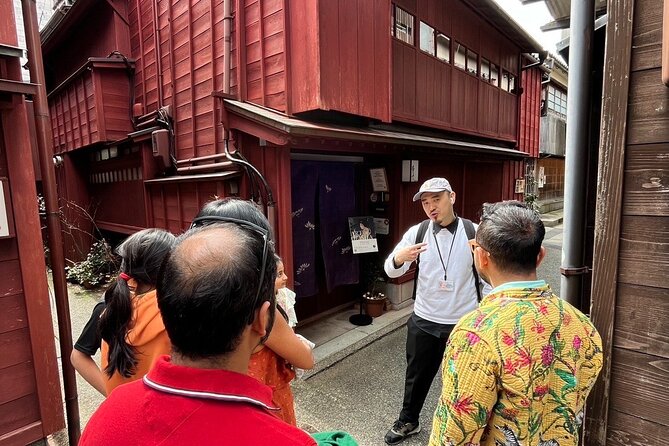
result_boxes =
[247,255,314,425]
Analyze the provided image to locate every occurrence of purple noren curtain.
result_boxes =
[291,161,360,297]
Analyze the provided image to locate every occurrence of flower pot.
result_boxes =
[364,297,387,318]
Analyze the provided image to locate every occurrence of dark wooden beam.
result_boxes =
[584,0,635,444]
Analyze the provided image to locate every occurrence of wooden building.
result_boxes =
[0,0,64,444]
[41,0,543,319]
[526,0,669,443]
[584,0,669,443]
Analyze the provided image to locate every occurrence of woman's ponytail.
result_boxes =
[99,277,138,378]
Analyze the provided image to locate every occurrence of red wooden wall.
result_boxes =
[392,0,521,142]
[0,1,64,441]
[43,0,131,90]
[519,66,542,158]
[49,60,134,154]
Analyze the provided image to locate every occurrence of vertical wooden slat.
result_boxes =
[258,0,266,106]
[135,0,147,115]
[188,0,197,157]
[584,0,635,444]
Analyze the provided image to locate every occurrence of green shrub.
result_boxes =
[66,240,118,288]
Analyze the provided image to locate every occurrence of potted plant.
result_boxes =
[361,256,388,317]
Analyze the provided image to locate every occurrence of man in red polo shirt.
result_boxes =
[80,206,317,446]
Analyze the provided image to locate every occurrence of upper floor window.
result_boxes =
[547,85,567,116]
[393,6,414,45]
[490,63,499,87]
[454,42,466,70]
[501,71,517,94]
[479,58,499,87]
[436,33,450,63]
[420,21,435,55]
[466,49,478,76]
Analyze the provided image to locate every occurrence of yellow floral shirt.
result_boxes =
[429,282,602,446]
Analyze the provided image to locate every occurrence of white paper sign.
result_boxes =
[0,182,9,237]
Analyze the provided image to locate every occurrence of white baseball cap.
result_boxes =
[412,177,453,202]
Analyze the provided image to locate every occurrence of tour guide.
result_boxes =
[383,177,487,445]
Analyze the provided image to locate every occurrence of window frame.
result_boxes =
[392,5,415,46]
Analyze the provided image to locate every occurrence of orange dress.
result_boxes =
[101,290,171,395]
[248,346,297,425]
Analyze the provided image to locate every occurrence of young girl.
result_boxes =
[274,255,298,328]
[98,228,176,395]
[193,198,314,425]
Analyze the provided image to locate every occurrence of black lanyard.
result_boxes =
[433,219,459,281]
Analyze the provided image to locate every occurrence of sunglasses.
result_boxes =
[190,216,270,315]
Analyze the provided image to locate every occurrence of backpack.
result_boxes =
[411,218,482,302]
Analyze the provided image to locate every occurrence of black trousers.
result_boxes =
[398,316,453,424]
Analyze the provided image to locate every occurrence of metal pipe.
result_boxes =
[20,0,80,444]
[560,0,594,306]
[152,0,164,106]
[223,0,232,97]
[176,152,229,165]
[176,161,234,173]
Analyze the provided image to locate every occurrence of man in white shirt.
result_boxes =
[383,177,486,445]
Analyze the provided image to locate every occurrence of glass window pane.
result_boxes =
[436,33,450,62]
[419,22,435,55]
[508,74,516,93]
[501,71,509,91]
[394,7,414,45]
[467,49,478,75]
[454,43,466,70]
[480,58,490,81]
[490,63,498,86]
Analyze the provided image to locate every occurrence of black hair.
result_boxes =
[477,200,545,275]
[157,222,277,360]
[98,228,176,378]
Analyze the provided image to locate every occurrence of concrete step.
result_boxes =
[541,210,564,228]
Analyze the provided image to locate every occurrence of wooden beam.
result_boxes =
[584,0,635,444]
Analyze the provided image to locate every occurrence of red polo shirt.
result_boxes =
[80,356,317,446]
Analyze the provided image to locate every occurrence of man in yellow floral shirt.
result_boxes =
[429,201,603,446]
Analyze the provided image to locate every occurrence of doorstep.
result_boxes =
[296,304,414,379]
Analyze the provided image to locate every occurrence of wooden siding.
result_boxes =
[49,62,134,154]
[501,159,524,201]
[519,67,541,157]
[0,52,64,441]
[392,0,521,142]
[43,0,131,90]
[147,179,229,233]
[289,0,391,121]
[126,0,289,161]
[587,0,669,442]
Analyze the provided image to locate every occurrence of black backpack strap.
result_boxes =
[461,218,483,302]
[411,219,431,300]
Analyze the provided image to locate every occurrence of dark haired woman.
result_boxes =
[193,199,314,425]
[98,228,176,394]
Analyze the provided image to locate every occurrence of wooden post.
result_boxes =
[584,0,635,444]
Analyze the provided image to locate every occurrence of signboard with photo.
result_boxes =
[348,216,378,254]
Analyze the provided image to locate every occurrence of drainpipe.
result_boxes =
[223,0,232,105]
[560,0,594,306]
[221,0,277,231]
[21,0,80,444]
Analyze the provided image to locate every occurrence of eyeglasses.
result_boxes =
[468,239,486,254]
[190,216,270,313]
